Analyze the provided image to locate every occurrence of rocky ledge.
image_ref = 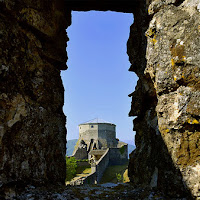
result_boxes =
[1,183,187,200]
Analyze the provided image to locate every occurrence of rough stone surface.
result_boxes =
[0,0,70,191]
[128,0,200,198]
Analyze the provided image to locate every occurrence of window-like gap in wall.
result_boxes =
[62,11,138,183]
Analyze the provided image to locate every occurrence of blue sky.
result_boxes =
[61,11,138,143]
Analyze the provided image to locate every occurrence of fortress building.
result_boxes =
[72,119,128,184]
[78,118,117,150]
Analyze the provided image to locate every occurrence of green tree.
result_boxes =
[66,157,77,181]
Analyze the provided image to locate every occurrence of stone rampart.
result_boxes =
[83,172,97,185]
[96,148,110,183]
[109,146,128,166]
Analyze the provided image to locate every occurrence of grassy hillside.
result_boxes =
[100,162,130,183]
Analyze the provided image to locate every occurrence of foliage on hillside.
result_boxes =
[66,157,77,181]
[66,157,91,183]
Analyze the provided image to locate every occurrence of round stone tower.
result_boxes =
[78,118,117,150]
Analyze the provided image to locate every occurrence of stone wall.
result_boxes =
[0,0,70,189]
[72,147,88,160]
[83,171,97,185]
[96,148,110,183]
[70,171,97,185]
[90,146,128,183]
[128,0,200,198]
[109,146,128,166]
[74,148,110,185]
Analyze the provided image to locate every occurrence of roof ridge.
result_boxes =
[80,118,115,125]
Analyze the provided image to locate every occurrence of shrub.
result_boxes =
[66,157,77,181]
[116,173,122,183]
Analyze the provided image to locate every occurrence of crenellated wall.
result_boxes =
[0,0,199,199]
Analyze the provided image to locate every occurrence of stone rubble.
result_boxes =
[4,184,174,200]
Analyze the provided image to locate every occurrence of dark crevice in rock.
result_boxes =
[157,87,178,96]
[191,115,200,121]
[19,21,50,42]
[179,124,200,133]
[174,0,185,7]
[39,53,67,70]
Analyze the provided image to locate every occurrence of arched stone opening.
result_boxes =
[0,0,199,199]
